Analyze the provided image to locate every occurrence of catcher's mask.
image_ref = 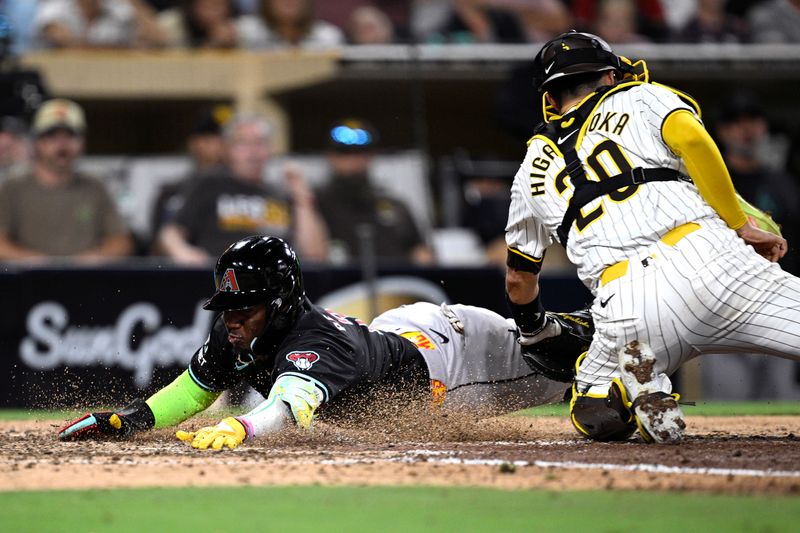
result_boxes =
[204,236,306,335]
[533,30,648,122]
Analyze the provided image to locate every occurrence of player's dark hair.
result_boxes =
[546,71,610,109]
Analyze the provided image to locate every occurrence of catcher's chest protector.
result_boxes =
[537,82,686,246]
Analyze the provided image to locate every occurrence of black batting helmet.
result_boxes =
[533,31,626,93]
[204,236,305,331]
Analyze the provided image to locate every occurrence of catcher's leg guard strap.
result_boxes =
[570,380,637,442]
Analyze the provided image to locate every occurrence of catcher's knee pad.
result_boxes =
[570,379,637,442]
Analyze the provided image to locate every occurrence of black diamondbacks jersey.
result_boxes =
[188,302,426,413]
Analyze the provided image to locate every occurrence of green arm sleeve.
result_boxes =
[662,109,747,230]
[145,370,221,429]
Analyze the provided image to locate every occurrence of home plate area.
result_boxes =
[1,415,799,494]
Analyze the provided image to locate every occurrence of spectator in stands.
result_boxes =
[657,0,696,37]
[674,0,749,43]
[418,0,527,44]
[716,91,800,275]
[459,162,511,267]
[513,0,573,43]
[157,0,244,48]
[347,5,395,44]
[454,153,571,269]
[0,99,133,262]
[0,116,30,183]
[32,0,165,49]
[150,105,231,241]
[238,0,344,49]
[313,1,411,41]
[144,0,180,11]
[572,0,668,42]
[156,113,328,264]
[591,0,652,43]
[315,118,433,265]
[748,0,800,43]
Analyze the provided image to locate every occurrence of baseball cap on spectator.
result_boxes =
[326,118,379,152]
[191,105,233,136]
[32,99,86,137]
[718,91,765,124]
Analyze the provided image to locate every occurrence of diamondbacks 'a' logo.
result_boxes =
[219,268,240,292]
[286,351,320,371]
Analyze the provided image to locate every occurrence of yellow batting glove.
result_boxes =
[175,417,247,451]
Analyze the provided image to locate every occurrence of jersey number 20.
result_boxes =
[555,140,639,231]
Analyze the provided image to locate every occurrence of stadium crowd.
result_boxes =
[0,0,798,270]
[1,0,798,53]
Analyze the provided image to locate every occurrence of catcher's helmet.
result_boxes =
[533,31,624,93]
[204,236,305,330]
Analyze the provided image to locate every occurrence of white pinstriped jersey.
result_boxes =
[506,82,723,293]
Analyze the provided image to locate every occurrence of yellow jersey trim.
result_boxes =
[507,246,543,264]
[652,82,702,118]
[575,81,645,149]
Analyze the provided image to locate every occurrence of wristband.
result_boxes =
[507,292,546,334]
[116,398,156,432]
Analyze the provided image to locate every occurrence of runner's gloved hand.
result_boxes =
[176,417,248,450]
[59,399,153,441]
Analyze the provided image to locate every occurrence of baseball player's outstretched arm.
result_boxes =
[176,374,324,450]
[145,370,222,427]
[59,370,220,440]
[663,110,787,261]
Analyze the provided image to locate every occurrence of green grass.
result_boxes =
[516,401,800,417]
[0,486,797,532]
[0,409,83,421]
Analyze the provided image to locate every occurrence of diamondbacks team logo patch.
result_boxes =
[219,268,240,292]
[286,351,320,371]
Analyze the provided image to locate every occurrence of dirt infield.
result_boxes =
[2,415,799,494]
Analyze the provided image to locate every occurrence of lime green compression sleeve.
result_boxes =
[662,109,747,230]
[145,370,221,429]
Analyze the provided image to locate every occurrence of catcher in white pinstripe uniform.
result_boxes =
[504,31,798,443]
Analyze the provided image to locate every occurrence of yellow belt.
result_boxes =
[600,222,701,287]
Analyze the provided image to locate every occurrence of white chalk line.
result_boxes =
[318,450,800,479]
[532,460,800,478]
